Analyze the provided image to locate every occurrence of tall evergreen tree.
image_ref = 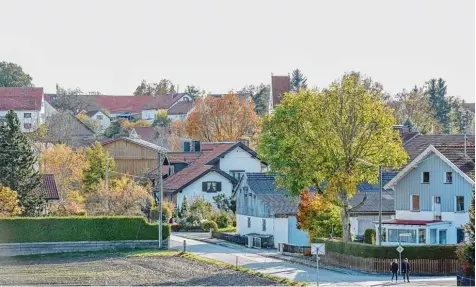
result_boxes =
[290,69,308,92]
[464,187,475,272]
[0,110,42,216]
[427,78,452,133]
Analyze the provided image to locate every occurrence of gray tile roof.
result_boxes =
[246,173,300,216]
[357,172,398,193]
[349,191,395,213]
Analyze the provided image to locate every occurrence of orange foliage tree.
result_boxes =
[186,94,259,143]
[296,189,343,239]
[0,185,23,216]
[169,119,187,151]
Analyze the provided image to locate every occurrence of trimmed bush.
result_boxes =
[0,216,170,243]
[363,229,376,245]
[312,238,458,260]
[201,220,218,231]
[215,212,232,228]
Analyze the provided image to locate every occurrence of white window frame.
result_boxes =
[421,171,430,183]
[411,194,420,211]
[444,171,453,184]
[23,112,32,118]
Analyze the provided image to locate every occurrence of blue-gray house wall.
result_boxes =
[235,182,272,218]
[395,154,472,212]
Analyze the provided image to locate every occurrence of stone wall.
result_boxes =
[0,239,170,257]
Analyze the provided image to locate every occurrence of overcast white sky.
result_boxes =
[0,0,474,101]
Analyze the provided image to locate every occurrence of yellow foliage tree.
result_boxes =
[0,186,23,216]
[38,144,88,215]
[86,177,152,216]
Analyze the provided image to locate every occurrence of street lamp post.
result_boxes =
[357,158,383,246]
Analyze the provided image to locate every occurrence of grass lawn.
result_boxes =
[0,249,305,286]
[218,226,237,232]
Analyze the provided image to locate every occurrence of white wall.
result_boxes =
[273,218,289,248]
[351,214,395,235]
[177,171,234,209]
[168,113,188,122]
[90,111,111,131]
[219,146,263,174]
[237,214,275,235]
[396,210,469,228]
[0,110,40,132]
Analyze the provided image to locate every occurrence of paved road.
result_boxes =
[170,233,455,286]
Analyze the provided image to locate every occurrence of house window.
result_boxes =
[435,215,442,220]
[230,170,245,180]
[411,195,420,211]
[262,219,266,232]
[445,172,453,184]
[247,217,251,228]
[24,113,31,118]
[439,230,447,244]
[388,229,417,243]
[434,196,441,204]
[96,115,103,120]
[23,123,32,129]
[456,196,465,212]
[418,229,426,244]
[422,172,430,183]
[202,181,221,192]
[430,229,437,244]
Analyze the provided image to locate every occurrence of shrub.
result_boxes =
[363,229,376,245]
[312,238,458,260]
[201,220,218,231]
[215,211,232,228]
[0,216,170,243]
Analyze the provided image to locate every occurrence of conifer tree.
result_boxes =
[290,69,308,92]
[464,187,475,271]
[0,110,43,215]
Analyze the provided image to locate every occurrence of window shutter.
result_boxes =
[202,182,207,192]
[216,182,222,191]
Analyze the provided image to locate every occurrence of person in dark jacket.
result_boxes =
[401,258,410,282]
[391,259,399,282]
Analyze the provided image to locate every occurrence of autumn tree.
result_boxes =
[83,142,115,192]
[393,86,439,134]
[0,111,43,216]
[170,119,188,151]
[259,72,407,241]
[53,84,95,113]
[76,113,100,133]
[38,144,88,215]
[186,94,259,142]
[0,185,23,216]
[185,85,203,100]
[86,177,152,216]
[104,118,151,138]
[296,189,342,239]
[0,61,33,87]
[134,79,176,96]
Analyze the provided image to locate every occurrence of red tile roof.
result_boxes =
[167,101,194,115]
[133,127,156,143]
[0,87,43,110]
[168,152,202,164]
[164,142,237,192]
[95,95,153,114]
[382,219,445,225]
[143,93,190,110]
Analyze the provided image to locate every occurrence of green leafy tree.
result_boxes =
[185,85,203,100]
[0,61,33,87]
[290,69,307,92]
[464,187,475,272]
[179,196,189,218]
[212,193,236,214]
[240,84,270,116]
[0,111,43,216]
[427,78,452,133]
[104,121,122,138]
[260,72,407,241]
[82,142,115,192]
[152,110,172,127]
[54,84,95,113]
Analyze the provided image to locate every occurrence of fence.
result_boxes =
[281,243,459,275]
[211,231,248,246]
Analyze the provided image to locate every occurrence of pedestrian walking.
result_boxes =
[391,259,399,282]
[402,258,410,282]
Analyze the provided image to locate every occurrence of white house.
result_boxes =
[163,141,266,209]
[141,93,193,123]
[82,110,111,132]
[234,173,310,248]
[378,144,475,245]
[167,101,194,121]
[0,87,56,132]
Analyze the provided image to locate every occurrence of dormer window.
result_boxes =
[422,172,430,184]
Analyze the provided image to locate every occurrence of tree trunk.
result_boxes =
[340,192,352,241]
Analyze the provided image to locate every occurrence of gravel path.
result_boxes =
[0,253,281,286]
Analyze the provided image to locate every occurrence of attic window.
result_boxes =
[202,181,221,192]
[422,172,430,184]
[445,172,453,184]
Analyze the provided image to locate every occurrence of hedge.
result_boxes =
[363,229,376,245]
[312,238,458,260]
[0,216,170,243]
[202,220,218,231]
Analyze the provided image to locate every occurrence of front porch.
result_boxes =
[376,219,452,245]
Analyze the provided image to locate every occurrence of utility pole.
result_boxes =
[105,157,109,187]
[378,165,382,246]
[156,151,164,248]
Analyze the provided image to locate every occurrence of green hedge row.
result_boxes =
[312,238,457,260]
[0,216,170,243]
